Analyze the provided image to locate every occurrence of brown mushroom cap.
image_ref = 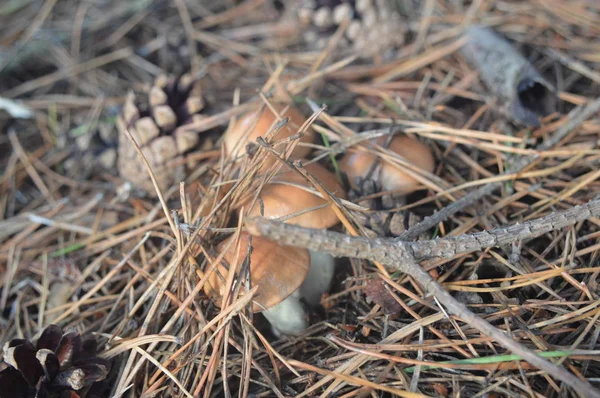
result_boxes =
[185,180,233,218]
[205,233,310,312]
[242,162,346,229]
[339,135,435,195]
[223,103,315,164]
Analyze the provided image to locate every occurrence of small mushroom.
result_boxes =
[339,134,434,196]
[223,103,315,167]
[205,232,334,336]
[241,161,346,229]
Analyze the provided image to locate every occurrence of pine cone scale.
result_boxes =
[36,326,62,352]
[3,342,44,387]
[54,333,81,370]
[0,368,30,397]
[35,349,60,383]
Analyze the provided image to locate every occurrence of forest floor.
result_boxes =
[1,1,600,397]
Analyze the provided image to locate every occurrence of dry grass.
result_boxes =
[1,0,600,397]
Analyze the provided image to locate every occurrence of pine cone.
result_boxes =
[117,74,206,196]
[347,178,421,237]
[296,0,406,57]
[0,325,110,398]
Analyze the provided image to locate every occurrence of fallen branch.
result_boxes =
[247,199,600,262]
[245,199,600,397]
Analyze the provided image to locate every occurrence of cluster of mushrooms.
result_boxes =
[201,101,435,337]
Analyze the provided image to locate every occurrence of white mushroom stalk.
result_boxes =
[301,250,335,306]
[262,290,307,337]
[264,250,335,337]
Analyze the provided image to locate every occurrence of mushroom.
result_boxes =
[242,161,346,229]
[205,232,334,336]
[339,134,435,196]
[233,161,345,334]
[223,103,315,167]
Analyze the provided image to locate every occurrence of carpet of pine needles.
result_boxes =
[2,1,600,397]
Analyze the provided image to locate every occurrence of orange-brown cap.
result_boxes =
[185,180,232,218]
[339,135,434,195]
[223,103,315,165]
[205,232,310,312]
[242,162,346,229]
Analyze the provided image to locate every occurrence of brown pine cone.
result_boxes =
[352,206,420,238]
[117,74,206,196]
[347,178,422,238]
[0,325,110,398]
[295,0,406,57]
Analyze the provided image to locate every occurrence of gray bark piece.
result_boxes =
[461,26,556,127]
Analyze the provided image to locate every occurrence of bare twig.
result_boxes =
[246,198,600,264]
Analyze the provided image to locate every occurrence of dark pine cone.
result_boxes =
[0,325,110,398]
[296,0,406,57]
[117,74,206,196]
[348,177,420,238]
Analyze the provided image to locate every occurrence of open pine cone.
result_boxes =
[0,325,110,398]
[296,0,406,57]
[117,74,206,196]
[348,178,421,238]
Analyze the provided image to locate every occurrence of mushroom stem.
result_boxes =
[263,251,335,337]
[263,290,308,337]
[300,250,335,306]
